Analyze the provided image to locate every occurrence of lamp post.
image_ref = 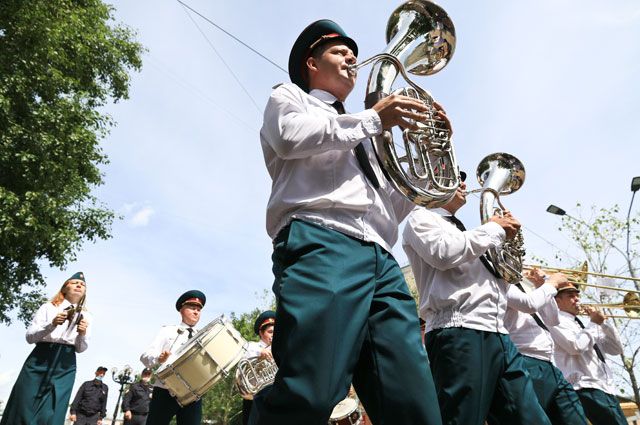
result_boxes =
[626,177,640,274]
[546,200,637,279]
[111,365,134,425]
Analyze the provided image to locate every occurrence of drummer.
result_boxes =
[241,311,276,425]
[140,290,206,425]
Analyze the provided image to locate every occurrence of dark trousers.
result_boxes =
[0,342,76,425]
[577,388,627,425]
[124,413,148,425]
[144,387,202,425]
[250,220,442,425]
[521,356,588,425]
[242,399,252,425]
[74,412,101,425]
[425,327,551,425]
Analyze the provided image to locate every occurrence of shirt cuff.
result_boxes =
[359,109,383,137]
[480,221,506,243]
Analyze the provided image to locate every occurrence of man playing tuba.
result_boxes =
[253,18,446,425]
[402,174,553,425]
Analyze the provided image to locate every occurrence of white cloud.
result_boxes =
[129,206,155,227]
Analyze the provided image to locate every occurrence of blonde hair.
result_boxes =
[50,280,87,307]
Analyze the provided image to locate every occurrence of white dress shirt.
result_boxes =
[243,340,269,359]
[140,322,196,389]
[261,83,415,252]
[549,311,623,394]
[505,284,559,362]
[402,207,509,333]
[26,299,91,353]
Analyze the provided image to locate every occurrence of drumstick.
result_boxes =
[166,328,185,354]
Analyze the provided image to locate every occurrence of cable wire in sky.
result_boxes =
[179,3,262,115]
[176,0,288,75]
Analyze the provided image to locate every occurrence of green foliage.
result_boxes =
[555,204,639,276]
[0,0,143,324]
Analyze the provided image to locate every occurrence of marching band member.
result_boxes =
[69,366,109,425]
[504,270,588,425]
[549,282,626,425]
[402,175,552,425]
[241,311,276,425]
[140,290,206,425]
[253,18,445,425]
[0,272,91,425]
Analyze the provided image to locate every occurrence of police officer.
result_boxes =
[69,366,109,425]
[140,290,206,425]
[122,368,153,425]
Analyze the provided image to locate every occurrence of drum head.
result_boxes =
[330,397,358,420]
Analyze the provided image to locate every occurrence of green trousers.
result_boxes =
[426,327,551,425]
[521,356,587,425]
[0,342,76,425]
[250,220,442,425]
[576,388,626,425]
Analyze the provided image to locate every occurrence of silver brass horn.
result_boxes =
[234,357,278,399]
[349,0,459,207]
[475,153,526,284]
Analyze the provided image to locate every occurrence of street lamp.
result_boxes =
[546,202,636,278]
[626,177,640,271]
[111,365,134,425]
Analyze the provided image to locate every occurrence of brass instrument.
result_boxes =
[524,263,640,319]
[578,292,640,319]
[235,357,278,399]
[349,0,460,208]
[523,264,640,295]
[468,153,526,283]
[580,292,640,319]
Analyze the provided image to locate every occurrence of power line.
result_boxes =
[176,0,288,75]
[179,3,262,115]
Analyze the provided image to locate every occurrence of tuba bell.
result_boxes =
[349,0,460,207]
[475,153,526,284]
[234,357,278,399]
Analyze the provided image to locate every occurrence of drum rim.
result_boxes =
[329,397,359,420]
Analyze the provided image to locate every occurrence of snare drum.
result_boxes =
[156,316,247,406]
[329,397,362,425]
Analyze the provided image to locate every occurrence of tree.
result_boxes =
[0,0,143,324]
[548,203,640,404]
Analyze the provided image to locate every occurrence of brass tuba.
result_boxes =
[475,153,526,284]
[349,0,459,207]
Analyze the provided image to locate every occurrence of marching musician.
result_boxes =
[0,272,91,425]
[241,310,276,425]
[140,290,206,425]
[69,366,109,425]
[122,368,153,425]
[504,269,588,425]
[549,282,626,425]
[402,175,553,425]
[253,18,445,425]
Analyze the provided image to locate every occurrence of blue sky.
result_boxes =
[1,0,639,417]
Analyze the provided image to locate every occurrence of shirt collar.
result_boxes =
[431,207,451,217]
[559,310,576,319]
[309,88,338,105]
